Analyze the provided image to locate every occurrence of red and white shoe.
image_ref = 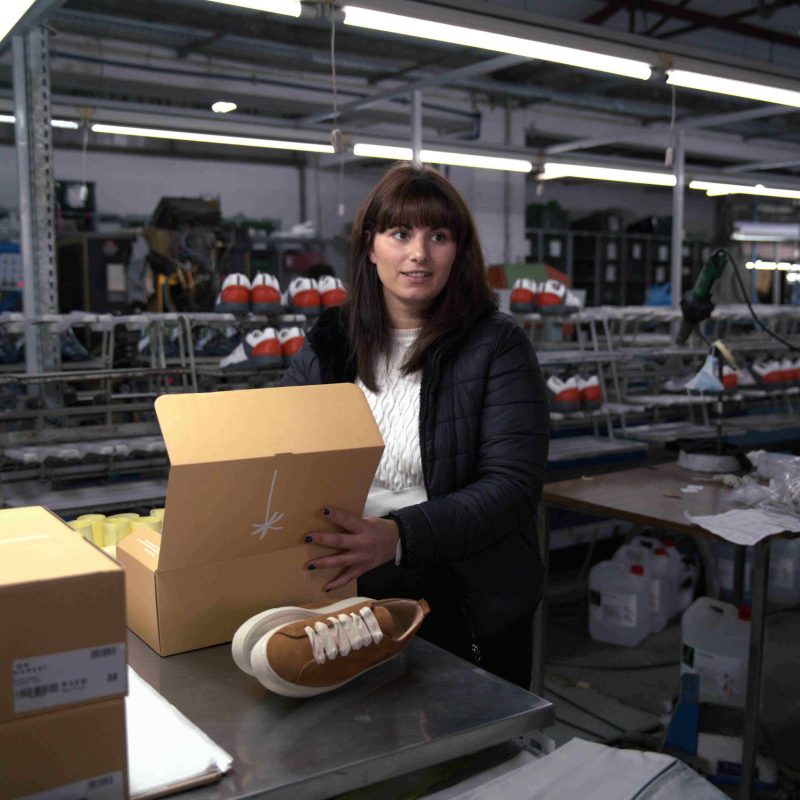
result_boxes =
[220,328,282,370]
[251,273,282,315]
[751,359,784,388]
[792,356,800,385]
[578,374,602,410]
[510,278,538,313]
[547,375,581,413]
[537,280,582,315]
[779,356,797,385]
[278,326,305,359]
[287,277,322,316]
[318,276,347,308]
[721,365,739,391]
[215,273,251,314]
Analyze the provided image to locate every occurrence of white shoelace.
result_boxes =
[304,606,384,665]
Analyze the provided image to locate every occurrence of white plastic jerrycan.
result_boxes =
[589,560,651,646]
[681,596,750,708]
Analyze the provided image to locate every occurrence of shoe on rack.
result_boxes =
[537,279,581,315]
[60,327,90,362]
[195,326,240,357]
[684,353,724,393]
[219,328,283,370]
[318,276,347,308]
[277,326,305,359]
[779,356,797,386]
[509,278,537,314]
[751,358,784,388]
[792,356,800,385]
[577,374,602,410]
[547,374,581,413]
[251,272,282,316]
[286,277,322,316]
[215,273,251,315]
[721,364,739,391]
[246,597,430,697]
[232,596,373,676]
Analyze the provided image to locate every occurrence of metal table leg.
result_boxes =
[531,504,550,697]
[740,536,771,800]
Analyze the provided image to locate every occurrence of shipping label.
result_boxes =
[13,643,127,713]
[17,772,124,800]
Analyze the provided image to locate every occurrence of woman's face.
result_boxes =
[369,225,457,327]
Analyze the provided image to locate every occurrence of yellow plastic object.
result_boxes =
[68,518,95,542]
[138,516,163,533]
[76,513,106,546]
[149,508,165,520]
[111,512,140,521]
[102,519,132,547]
[102,544,118,561]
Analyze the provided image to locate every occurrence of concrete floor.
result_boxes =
[543,583,800,797]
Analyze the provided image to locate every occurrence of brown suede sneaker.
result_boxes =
[249,598,430,697]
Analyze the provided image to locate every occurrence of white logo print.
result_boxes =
[252,469,285,540]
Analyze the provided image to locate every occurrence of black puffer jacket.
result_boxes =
[281,303,549,639]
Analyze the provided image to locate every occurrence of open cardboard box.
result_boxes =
[118,383,383,656]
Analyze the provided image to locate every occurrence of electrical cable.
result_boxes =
[722,248,800,353]
[329,5,345,218]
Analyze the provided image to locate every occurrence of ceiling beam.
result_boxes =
[300,54,526,126]
[656,0,797,41]
[723,157,800,174]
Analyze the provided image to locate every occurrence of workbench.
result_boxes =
[128,629,554,800]
[538,461,782,800]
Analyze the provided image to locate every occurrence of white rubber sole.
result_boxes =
[231,597,371,676]
[249,626,401,698]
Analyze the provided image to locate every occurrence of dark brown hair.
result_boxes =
[347,163,495,391]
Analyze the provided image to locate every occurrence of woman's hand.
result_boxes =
[305,507,399,592]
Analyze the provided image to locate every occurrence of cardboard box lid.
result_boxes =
[152,384,384,570]
[156,384,382,465]
[0,506,120,587]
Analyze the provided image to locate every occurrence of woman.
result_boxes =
[282,163,549,688]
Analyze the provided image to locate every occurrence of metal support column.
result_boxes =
[411,91,422,168]
[670,128,685,310]
[13,27,59,375]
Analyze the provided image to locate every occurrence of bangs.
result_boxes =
[372,177,465,241]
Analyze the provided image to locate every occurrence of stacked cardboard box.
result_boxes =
[0,507,128,800]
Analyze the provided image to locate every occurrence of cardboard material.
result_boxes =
[118,384,384,656]
[0,507,128,725]
[0,699,128,800]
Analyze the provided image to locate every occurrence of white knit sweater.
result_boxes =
[356,328,428,520]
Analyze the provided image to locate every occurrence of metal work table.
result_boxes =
[538,461,781,800]
[128,631,554,800]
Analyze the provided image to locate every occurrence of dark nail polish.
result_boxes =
[322,508,330,516]
[325,588,331,592]
[304,535,312,543]
[308,564,316,571]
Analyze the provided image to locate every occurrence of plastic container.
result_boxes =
[768,537,800,605]
[589,560,651,646]
[711,540,753,604]
[102,518,132,547]
[613,544,671,633]
[67,518,95,542]
[629,535,683,618]
[681,597,750,708]
[138,515,163,533]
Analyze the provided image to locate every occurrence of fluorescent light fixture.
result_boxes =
[690,180,800,200]
[211,101,238,114]
[541,162,676,187]
[353,142,532,172]
[746,261,800,271]
[1,0,38,45]
[91,123,335,153]
[204,0,300,16]
[667,69,800,109]
[731,222,800,242]
[1,113,79,129]
[343,6,651,80]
